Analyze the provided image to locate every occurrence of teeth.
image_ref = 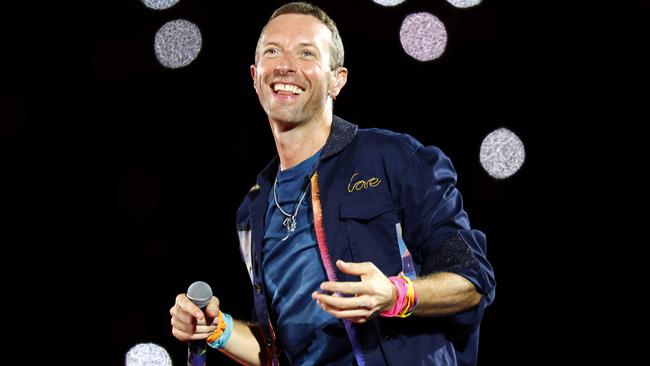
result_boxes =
[273,83,304,95]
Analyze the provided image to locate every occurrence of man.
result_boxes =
[170,2,495,365]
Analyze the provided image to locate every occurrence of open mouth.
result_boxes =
[271,82,305,96]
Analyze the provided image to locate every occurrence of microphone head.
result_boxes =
[187,281,213,309]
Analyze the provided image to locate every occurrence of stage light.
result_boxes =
[400,12,447,61]
[141,0,181,10]
[126,343,172,366]
[372,0,407,6]
[480,128,525,179]
[154,19,202,69]
[446,0,482,8]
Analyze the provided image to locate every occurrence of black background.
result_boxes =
[2,0,636,364]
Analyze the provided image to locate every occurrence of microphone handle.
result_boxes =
[188,339,207,366]
[188,304,208,366]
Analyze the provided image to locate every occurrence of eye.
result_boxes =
[264,48,278,56]
[301,50,315,57]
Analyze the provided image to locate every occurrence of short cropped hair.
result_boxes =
[254,2,345,70]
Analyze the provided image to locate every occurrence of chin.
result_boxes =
[269,110,304,125]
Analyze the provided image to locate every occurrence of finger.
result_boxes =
[195,316,212,326]
[320,281,370,295]
[205,296,220,318]
[172,314,216,332]
[176,294,204,320]
[171,326,193,342]
[317,300,372,320]
[314,292,374,310]
[336,260,376,276]
[349,317,369,324]
[209,315,221,326]
[194,324,218,335]
[171,317,197,334]
[172,327,210,342]
[172,305,196,325]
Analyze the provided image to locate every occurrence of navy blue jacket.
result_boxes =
[236,116,496,365]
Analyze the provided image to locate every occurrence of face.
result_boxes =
[251,14,347,125]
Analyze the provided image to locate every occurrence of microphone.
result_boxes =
[186,281,213,366]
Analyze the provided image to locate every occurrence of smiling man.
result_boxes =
[251,6,347,171]
[170,2,495,365]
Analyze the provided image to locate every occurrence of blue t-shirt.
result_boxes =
[263,151,354,365]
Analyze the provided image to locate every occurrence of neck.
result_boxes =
[269,110,332,171]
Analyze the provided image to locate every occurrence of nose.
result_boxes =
[274,53,296,75]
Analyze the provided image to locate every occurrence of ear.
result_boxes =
[250,65,258,91]
[329,67,348,99]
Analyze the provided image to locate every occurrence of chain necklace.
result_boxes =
[273,172,309,241]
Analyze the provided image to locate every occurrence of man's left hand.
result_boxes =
[311,260,397,324]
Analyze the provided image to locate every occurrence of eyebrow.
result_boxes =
[297,42,318,49]
[262,41,282,48]
[262,41,318,49]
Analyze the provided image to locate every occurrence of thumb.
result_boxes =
[205,296,220,318]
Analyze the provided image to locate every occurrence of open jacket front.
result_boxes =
[236,116,496,366]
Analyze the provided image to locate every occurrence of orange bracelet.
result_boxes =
[206,311,226,343]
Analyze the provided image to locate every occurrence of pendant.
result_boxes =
[282,216,297,233]
[281,216,296,241]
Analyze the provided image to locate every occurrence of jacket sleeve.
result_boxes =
[390,134,496,334]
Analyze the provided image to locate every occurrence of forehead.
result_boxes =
[261,13,332,49]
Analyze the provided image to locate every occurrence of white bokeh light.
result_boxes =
[400,13,448,61]
[126,343,172,366]
[141,0,181,10]
[154,19,202,69]
[480,128,525,179]
[372,0,407,6]
[446,0,482,8]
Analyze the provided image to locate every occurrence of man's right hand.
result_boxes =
[170,293,220,341]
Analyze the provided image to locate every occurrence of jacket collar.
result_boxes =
[321,115,358,160]
[256,115,358,187]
